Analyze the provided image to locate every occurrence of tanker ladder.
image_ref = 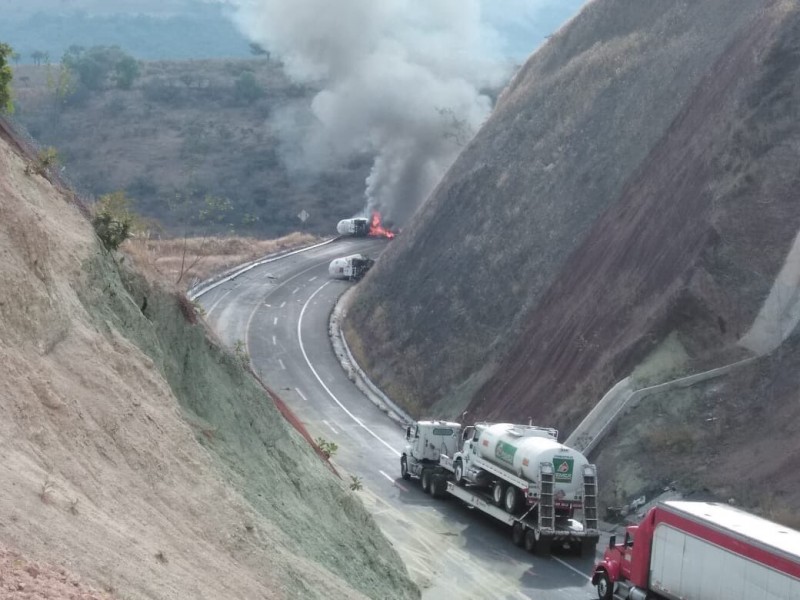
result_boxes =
[583,464,599,532]
[538,462,555,532]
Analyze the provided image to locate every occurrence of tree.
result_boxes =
[31,50,45,66]
[249,42,270,59]
[91,191,140,251]
[11,52,20,65]
[113,55,140,90]
[0,43,14,113]
[233,71,264,104]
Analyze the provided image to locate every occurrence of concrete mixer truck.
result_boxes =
[401,420,600,556]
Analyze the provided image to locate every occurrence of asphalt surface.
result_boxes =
[197,237,601,600]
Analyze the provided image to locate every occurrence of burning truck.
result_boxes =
[336,212,395,239]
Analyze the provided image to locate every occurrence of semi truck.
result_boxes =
[401,420,600,556]
[592,500,800,600]
[328,254,375,281]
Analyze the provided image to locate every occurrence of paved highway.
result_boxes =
[197,237,599,600]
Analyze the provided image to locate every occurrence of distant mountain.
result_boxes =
[0,4,251,62]
[345,0,800,515]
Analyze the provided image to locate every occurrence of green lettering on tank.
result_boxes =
[553,456,574,482]
[495,441,517,466]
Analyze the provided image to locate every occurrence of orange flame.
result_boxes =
[368,211,395,239]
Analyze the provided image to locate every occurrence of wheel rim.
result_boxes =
[597,576,609,597]
[493,484,503,505]
[455,463,462,482]
[401,458,407,476]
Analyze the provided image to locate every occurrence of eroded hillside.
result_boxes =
[345,0,800,513]
[0,121,417,598]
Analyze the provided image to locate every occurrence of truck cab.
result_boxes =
[401,421,462,481]
[593,511,656,599]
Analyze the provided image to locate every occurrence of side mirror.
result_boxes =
[609,535,616,549]
[405,426,412,440]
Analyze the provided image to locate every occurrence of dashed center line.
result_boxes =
[272,335,277,346]
[323,420,338,434]
[309,276,317,282]
[295,387,308,402]
[292,287,300,295]
[278,358,286,370]
[280,301,286,308]
[273,317,278,326]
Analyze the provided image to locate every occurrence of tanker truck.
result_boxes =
[592,500,800,600]
[401,420,600,556]
[328,254,375,281]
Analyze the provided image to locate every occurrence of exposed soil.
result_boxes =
[0,119,418,599]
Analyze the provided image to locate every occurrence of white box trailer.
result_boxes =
[593,500,800,600]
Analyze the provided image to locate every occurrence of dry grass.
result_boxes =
[123,232,318,289]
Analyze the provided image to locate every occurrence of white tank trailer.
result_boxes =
[336,218,369,237]
[401,420,600,556]
[472,422,589,504]
[328,254,375,281]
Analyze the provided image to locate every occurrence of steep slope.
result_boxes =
[345,0,783,416]
[0,122,417,598]
[344,0,800,514]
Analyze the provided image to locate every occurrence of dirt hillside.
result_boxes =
[0,121,418,598]
[344,0,800,514]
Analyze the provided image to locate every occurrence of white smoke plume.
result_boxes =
[229,0,512,226]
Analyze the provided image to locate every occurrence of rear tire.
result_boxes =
[421,469,432,494]
[512,522,525,547]
[580,540,598,558]
[400,456,411,481]
[504,486,522,514]
[524,529,537,553]
[492,482,507,506]
[431,474,447,499]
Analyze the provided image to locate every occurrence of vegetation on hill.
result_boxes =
[344,0,800,516]
[12,53,371,237]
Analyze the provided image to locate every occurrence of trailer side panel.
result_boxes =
[651,524,800,600]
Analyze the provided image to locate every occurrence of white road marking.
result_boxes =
[278,358,286,370]
[292,287,300,295]
[309,276,317,282]
[552,556,592,581]
[379,470,408,492]
[272,335,277,346]
[323,420,338,435]
[280,301,286,308]
[241,259,330,356]
[298,282,401,457]
[205,287,235,317]
[264,303,271,307]
[295,387,308,402]
[273,317,278,326]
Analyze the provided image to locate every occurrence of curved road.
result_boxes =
[197,238,599,600]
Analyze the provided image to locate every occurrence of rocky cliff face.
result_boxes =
[345,0,800,512]
[0,121,417,599]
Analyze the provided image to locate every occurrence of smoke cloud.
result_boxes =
[229,0,511,226]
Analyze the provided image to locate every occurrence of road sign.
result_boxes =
[297,209,309,223]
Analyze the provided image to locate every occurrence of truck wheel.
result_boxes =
[431,474,447,499]
[534,535,552,557]
[580,539,598,558]
[524,529,537,553]
[595,572,613,600]
[400,456,411,481]
[453,461,464,486]
[512,522,525,547]
[492,482,507,507]
[421,469,432,494]
[504,486,522,514]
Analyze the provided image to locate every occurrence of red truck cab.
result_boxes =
[592,509,657,600]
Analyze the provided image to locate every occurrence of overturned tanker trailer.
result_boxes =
[328,253,375,281]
